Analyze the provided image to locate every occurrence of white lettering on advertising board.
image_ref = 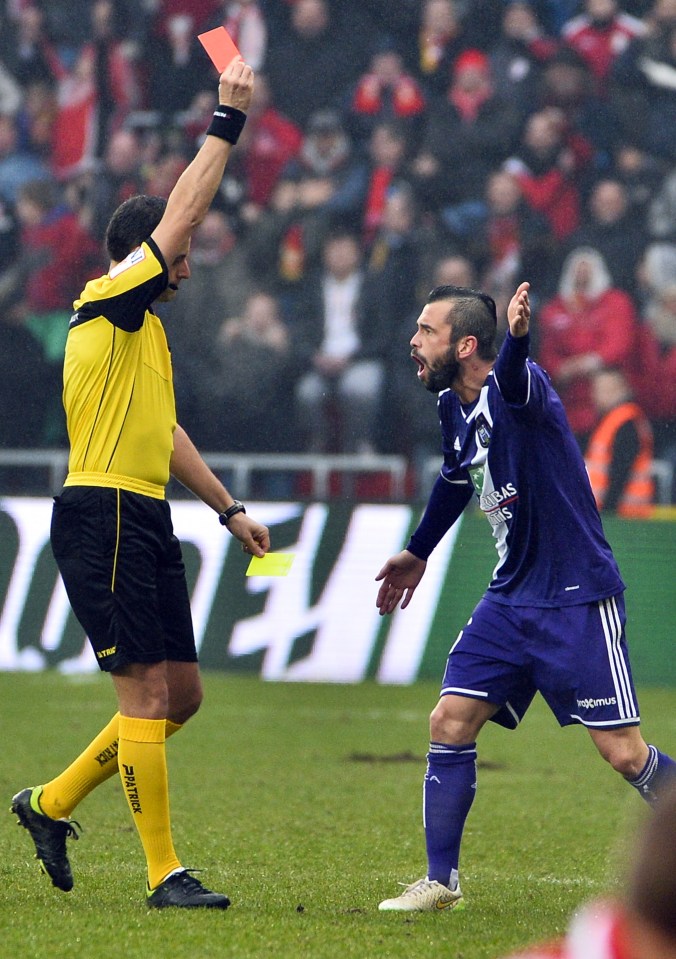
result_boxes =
[0,499,459,682]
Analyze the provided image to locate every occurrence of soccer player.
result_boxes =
[375,281,676,912]
[10,56,270,910]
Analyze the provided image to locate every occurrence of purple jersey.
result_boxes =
[409,333,624,607]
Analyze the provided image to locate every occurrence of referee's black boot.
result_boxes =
[147,868,231,909]
[11,786,80,891]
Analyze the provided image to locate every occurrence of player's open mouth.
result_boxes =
[412,352,426,377]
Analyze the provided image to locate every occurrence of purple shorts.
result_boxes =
[440,593,640,730]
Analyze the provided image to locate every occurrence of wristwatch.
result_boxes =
[218,500,246,526]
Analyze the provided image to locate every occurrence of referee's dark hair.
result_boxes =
[427,285,498,362]
[105,195,168,263]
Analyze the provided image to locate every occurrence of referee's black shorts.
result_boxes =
[51,486,198,672]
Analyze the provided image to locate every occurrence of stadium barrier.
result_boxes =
[0,449,408,500]
[1,498,674,686]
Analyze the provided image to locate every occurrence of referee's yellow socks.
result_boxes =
[38,714,184,820]
[39,713,122,818]
[118,715,181,889]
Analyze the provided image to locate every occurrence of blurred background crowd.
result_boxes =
[1,0,675,503]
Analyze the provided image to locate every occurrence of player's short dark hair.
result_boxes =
[427,285,498,361]
[105,195,167,263]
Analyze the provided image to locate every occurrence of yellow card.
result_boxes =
[246,553,295,577]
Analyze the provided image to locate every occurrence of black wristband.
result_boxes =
[218,500,246,526]
[206,106,247,145]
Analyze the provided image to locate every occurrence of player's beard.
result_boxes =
[424,346,460,394]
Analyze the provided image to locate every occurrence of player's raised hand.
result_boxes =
[375,550,427,615]
[218,57,254,113]
[507,281,530,338]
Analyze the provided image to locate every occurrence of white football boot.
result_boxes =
[378,877,464,912]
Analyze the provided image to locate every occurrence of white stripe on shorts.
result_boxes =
[440,686,489,698]
[570,714,640,727]
[598,596,638,721]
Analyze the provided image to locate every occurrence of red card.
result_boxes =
[198,26,241,72]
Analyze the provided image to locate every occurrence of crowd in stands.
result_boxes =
[0,0,675,502]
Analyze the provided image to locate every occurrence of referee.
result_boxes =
[11,56,269,909]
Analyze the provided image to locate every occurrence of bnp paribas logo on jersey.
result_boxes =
[474,413,491,448]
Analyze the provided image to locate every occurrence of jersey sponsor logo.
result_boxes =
[480,483,518,528]
[109,245,146,278]
[480,483,517,511]
[474,412,491,448]
[486,507,512,528]
[577,697,617,709]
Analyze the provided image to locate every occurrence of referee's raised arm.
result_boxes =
[151,56,254,267]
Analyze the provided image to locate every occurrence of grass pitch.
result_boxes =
[1,672,674,959]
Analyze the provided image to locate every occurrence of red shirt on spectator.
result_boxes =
[244,107,302,207]
[562,6,645,91]
[538,247,639,438]
[22,209,99,313]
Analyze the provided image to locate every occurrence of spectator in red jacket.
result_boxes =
[361,119,411,246]
[537,246,640,444]
[562,0,646,96]
[16,179,97,309]
[49,1,142,180]
[504,106,588,242]
[11,178,99,441]
[236,72,302,213]
[349,40,426,143]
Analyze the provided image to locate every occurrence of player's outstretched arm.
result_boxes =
[507,281,530,338]
[152,57,254,266]
[375,550,427,615]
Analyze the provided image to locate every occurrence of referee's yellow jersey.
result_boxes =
[62,238,175,499]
